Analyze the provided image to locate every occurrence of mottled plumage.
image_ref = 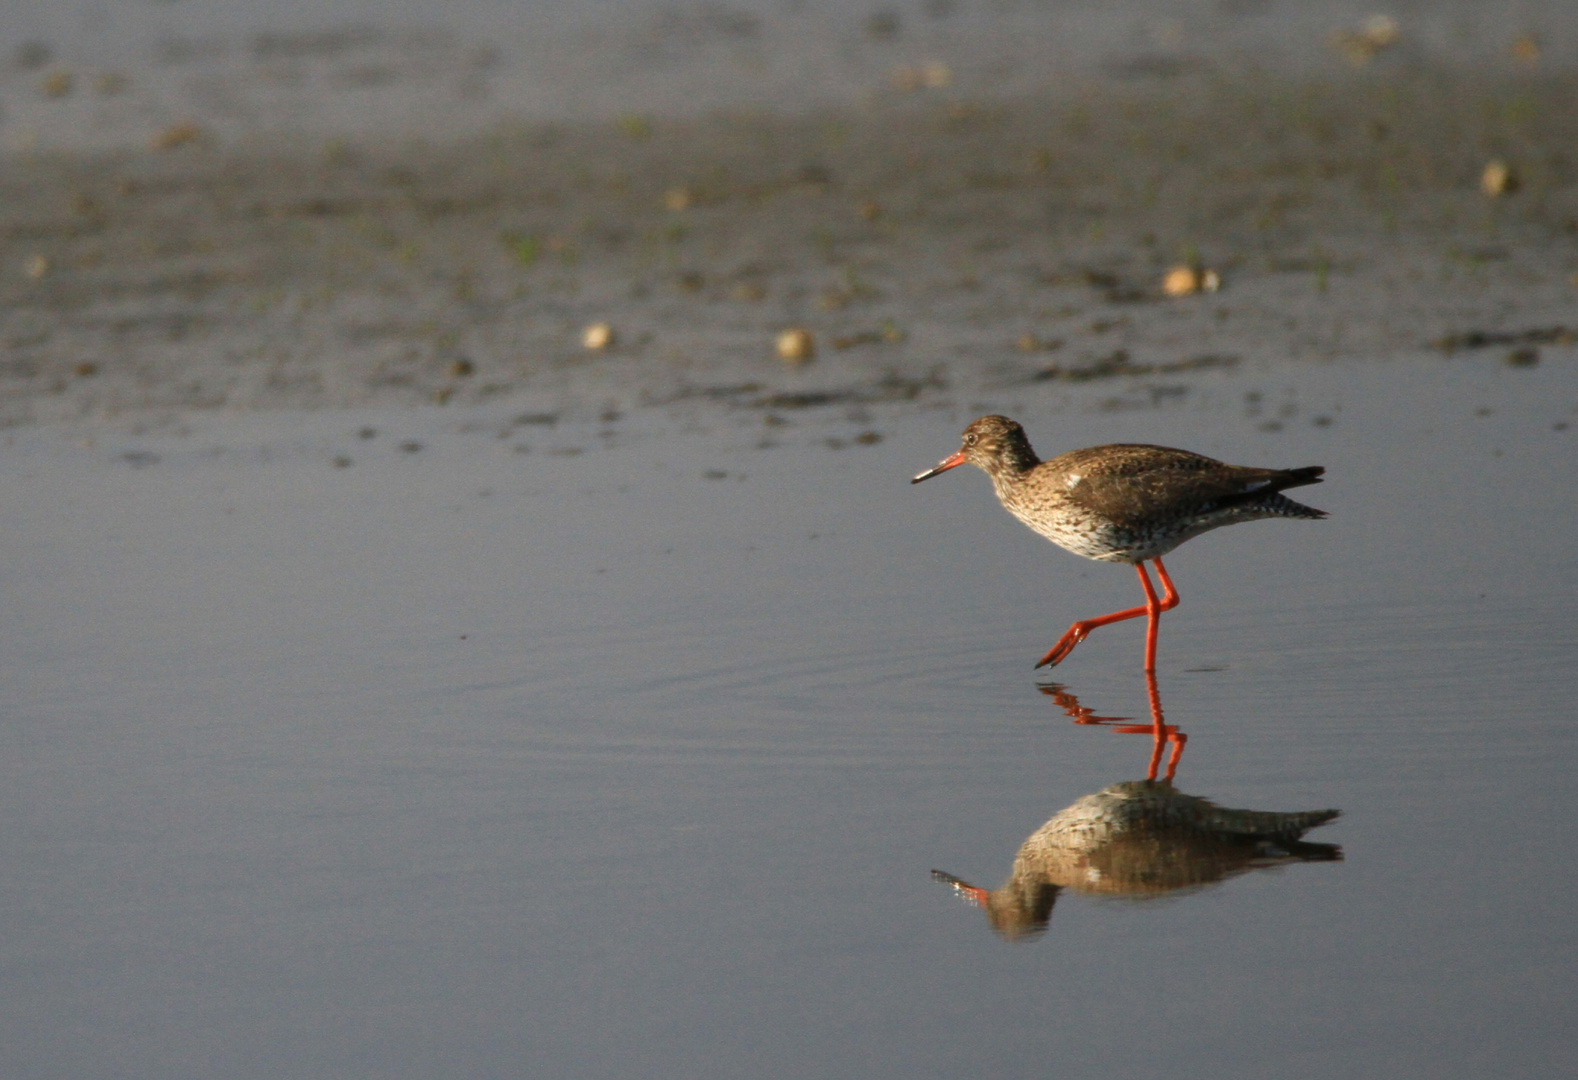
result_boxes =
[932,780,1341,941]
[912,415,1326,668]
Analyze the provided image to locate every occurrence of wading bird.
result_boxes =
[912,415,1325,671]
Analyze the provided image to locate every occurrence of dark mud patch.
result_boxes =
[1431,325,1577,351]
[1032,351,1240,383]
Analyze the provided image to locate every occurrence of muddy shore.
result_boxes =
[3,63,1575,430]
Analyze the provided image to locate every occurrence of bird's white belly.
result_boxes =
[1015,508,1217,564]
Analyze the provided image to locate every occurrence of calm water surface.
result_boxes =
[2,357,1574,1078]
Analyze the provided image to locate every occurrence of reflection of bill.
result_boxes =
[933,677,1340,941]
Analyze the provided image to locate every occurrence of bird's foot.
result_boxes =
[1035,623,1093,668]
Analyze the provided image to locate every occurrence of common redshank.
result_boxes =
[911,415,1326,671]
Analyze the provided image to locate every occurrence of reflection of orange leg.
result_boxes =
[1041,674,1188,780]
[1035,557,1182,671]
[1141,668,1187,782]
[1164,731,1187,782]
[1037,684,1129,726]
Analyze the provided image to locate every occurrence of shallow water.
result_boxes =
[2,353,1574,1078]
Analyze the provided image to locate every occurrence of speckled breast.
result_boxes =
[1004,500,1192,563]
[1005,496,1273,565]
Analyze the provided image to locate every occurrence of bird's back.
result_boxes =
[999,443,1325,563]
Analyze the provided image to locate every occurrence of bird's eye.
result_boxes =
[964,433,978,446]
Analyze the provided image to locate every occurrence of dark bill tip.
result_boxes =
[911,451,966,484]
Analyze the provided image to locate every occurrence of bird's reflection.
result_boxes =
[933,674,1341,942]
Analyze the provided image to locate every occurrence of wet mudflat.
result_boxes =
[2,351,1574,1079]
[5,65,1577,428]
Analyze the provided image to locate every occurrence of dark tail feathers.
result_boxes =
[1277,465,1325,491]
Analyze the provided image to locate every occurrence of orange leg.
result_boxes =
[1035,556,1182,671]
[1141,557,1182,673]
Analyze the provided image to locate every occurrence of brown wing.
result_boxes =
[1056,444,1324,530]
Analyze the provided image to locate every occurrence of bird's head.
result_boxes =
[911,415,1034,483]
